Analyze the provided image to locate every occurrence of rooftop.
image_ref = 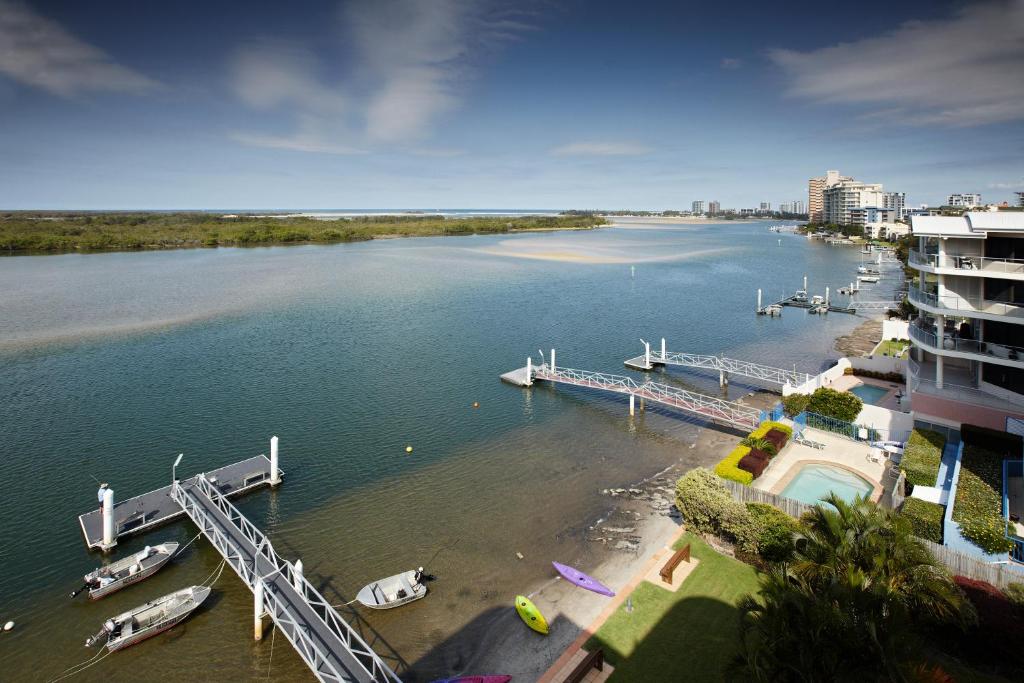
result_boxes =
[911,211,1024,238]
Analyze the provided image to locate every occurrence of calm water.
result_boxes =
[0,222,879,681]
[780,463,875,505]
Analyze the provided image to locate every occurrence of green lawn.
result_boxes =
[874,339,910,358]
[586,533,761,682]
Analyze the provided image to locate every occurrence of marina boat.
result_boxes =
[810,295,825,305]
[809,304,829,315]
[73,542,179,600]
[793,289,808,302]
[429,677,512,683]
[552,561,615,597]
[857,265,880,275]
[356,569,427,609]
[86,585,210,651]
[857,275,880,283]
[514,595,549,634]
[763,304,783,316]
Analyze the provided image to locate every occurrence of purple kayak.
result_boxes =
[552,561,616,597]
[430,677,512,683]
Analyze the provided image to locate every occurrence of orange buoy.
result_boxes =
[405,446,413,454]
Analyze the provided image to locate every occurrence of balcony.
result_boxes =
[908,285,1024,321]
[908,320,1024,369]
[909,358,1024,410]
[909,249,1024,280]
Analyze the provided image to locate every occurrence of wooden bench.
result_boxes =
[562,648,604,683]
[660,544,691,584]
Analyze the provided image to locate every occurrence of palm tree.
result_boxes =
[733,494,974,681]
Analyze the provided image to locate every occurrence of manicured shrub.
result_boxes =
[900,497,944,543]
[953,444,1014,554]
[805,387,863,422]
[746,502,801,562]
[675,468,756,549]
[752,420,793,439]
[852,369,904,382]
[714,445,754,485]
[961,423,1023,456]
[901,429,945,487]
[781,393,810,417]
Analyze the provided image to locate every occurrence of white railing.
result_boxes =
[908,286,1024,318]
[172,477,400,683]
[910,249,1024,276]
[650,351,812,387]
[533,363,761,430]
[909,322,1024,364]
[908,362,1024,409]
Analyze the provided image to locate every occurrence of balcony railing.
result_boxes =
[909,249,1024,276]
[909,359,1024,408]
[908,285,1024,319]
[909,321,1024,363]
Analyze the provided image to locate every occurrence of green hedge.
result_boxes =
[805,387,863,422]
[953,443,1014,554]
[715,445,754,485]
[747,502,801,562]
[901,429,945,487]
[781,393,809,417]
[751,421,793,439]
[900,498,944,543]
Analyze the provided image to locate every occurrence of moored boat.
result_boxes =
[552,561,615,597]
[356,569,427,609]
[86,585,210,651]
[73,542,179,600]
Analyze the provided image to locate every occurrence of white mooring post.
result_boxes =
[757,288,762,312]
[661,338,666,360]
[254,581,265,641]
[550,349,555,373]
[803,275,808,292]
[825,286,830,305]
[629,394,635,416]
[644,341,650,368]
[270,436,281,486]
[719,370,727,387]
[525,356,533,386]
[293,559,304,594]
[101,488,116,550]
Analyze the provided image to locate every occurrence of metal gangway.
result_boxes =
[848,301,901,311]
[624,338,813,388]
[528,361,761,431]
[170,475,400,683]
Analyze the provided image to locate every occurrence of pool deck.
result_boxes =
[754,427,886,502]
[831,374,905,412]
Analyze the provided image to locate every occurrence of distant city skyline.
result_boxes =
[0,0,1022,209]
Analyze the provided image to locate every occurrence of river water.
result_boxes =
[0,221,881,681]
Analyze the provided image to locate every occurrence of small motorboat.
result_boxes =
[552,561,615,597]
[86,585,210,652]
[429,677,512,683]
[514,595,548,635]
[356,569,427,609]
[858,275,880,283]
[792,289,808,302]
[73,542,179,600]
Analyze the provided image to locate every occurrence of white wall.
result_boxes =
[851,355,906,375]
[856,403,914,436]
[881,319,909,341]
[784,358,852,395]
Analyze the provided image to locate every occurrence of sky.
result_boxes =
[0,0,1022,210]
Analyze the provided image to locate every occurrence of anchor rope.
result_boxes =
[265,622,277,681]
[172,531,203,558]
[199,559,227,588]
[47,647,112,682]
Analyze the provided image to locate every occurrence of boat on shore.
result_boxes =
[86,585,210,651]
[356,569,427,609]
[73,542,179,600]
[552,561,615,597]
[515,595,548,634]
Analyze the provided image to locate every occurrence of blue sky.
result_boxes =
[0,0,1022,209]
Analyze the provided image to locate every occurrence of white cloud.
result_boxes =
[720,57,741,70]
[0,0,156,96]
[551,142,652,157]
[988,178,1024,190]
[769,1,1024,127]
[231,0,534,153]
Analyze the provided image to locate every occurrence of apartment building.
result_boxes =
[823,179,885,225]
[947,193,983,208]
[884,191,907,220]
[907,212,1024,432]
[691,200,705,214]
[807,169,850,223]
[708,200,720,215]
[1016,191,1023,208]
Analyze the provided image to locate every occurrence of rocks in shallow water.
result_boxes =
[603,526,636,534]
[614,539,640,552]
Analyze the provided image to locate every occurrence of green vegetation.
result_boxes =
[587,532,761,682]
[715,445,754,485]
[874,339,910,357]
[901,497,945,543]
[805,387,863,422]
[734,494,973,681]
[0,212,607,253]
[749,420,792,440]
[953,443,1014,554]
[745,503,799,563]
[1005,583,1024,608]
[901,428,945,487]
[781,393,809,417]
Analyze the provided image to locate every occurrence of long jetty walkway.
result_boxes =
[171,474,400,683]
[502,355,761,431]
[624,338,812,387]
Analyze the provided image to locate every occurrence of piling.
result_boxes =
[526,356,533,386]
[101,488,116,551]
[629,394,635,416]
[757,288,762,312]
[644,341,651,368]
[661,338,666,359]
[825,286,830,305]
[270,436,281,487]
[293,559,304,594]
[803,275,808,292]
[254,581,265,641]
[550,349,556,373]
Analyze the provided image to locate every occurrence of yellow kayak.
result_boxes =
[514,595,549,635]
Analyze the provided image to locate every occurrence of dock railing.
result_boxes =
[172,475,401,683]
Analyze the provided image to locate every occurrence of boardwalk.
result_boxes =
[624,344,812,387]
[504,360,760,431]
[171,474,400,683]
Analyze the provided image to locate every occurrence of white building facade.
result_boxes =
[947,193,982,208]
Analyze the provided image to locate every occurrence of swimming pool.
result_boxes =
[780,464,874,505]
[848,383,888,405]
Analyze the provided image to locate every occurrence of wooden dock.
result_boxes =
[77,455,274,550]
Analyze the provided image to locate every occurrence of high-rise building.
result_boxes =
[708,200,720,215]
[906,212,1024,431]
[692,200,705,214]
[792,200,805,215]
[808,170,850,223]
[779,202,791,214]
[883,192,906,220]
[947,193,982,208]
[823,177,885,225]
[759,202,771,211]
